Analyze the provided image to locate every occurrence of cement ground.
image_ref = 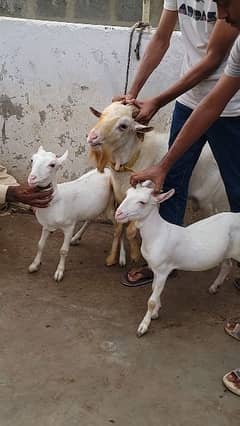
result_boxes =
[0,213,239,426]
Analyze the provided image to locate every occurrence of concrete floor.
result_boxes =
[0,213,239,426]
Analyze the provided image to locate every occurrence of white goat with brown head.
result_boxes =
[87,101,229,266]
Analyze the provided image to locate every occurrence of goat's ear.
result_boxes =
[135,123,154,134]
[57,150,68,166]
[142,180,154,188]
[89,107,102,118]
[37,145,45,153]
[153,189,175,204]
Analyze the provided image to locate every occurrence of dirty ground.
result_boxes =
[0,213,239,426]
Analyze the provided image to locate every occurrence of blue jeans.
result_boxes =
[160,101,240,225]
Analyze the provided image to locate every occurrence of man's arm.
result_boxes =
[128,9,177,98]
[113,9,177,101]
[130,73,240,191]
[6,185,53,208]
[133,20,239,123]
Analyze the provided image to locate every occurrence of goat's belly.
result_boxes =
[175,242,229,272]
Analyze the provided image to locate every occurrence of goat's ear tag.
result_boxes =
[89,107,102,118]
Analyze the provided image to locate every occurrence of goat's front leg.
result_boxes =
[137,269,169,337]
[126,221,140,263]
[209,259,232,294]
[105,222,124,266]
[29,227,50,273]
[54,225,75,282]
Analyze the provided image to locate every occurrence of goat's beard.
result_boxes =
[89,145,112,173]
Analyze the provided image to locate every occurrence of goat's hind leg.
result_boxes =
[209,259,232,294]
[54,225,75,282]
[29,227,50,273]
[70,220,90,246]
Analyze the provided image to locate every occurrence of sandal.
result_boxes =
[120,266,178,287]
[120,266,154,287]
[223,369,240,396]
[224,318,240,341]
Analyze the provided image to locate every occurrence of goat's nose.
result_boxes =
[115,209,123,220]
[87,129,100,145]
[28,174,37,186]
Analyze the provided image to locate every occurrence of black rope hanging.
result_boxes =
[124,21,150,95]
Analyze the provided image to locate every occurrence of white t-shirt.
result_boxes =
[164,0,240,116]
[225,36,240,78]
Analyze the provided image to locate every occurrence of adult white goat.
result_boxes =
[116,182,239,337]
[28,146,114,281]
[87,102,229,266]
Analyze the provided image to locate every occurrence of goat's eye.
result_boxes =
[30,159,33,164]
[139,201,146,205]
[118,123,128,131]
[49,163,56,168]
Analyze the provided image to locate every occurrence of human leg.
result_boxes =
[160,101,207,225]
[207,116,240,213]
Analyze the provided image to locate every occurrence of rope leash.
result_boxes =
[124,21,150,95]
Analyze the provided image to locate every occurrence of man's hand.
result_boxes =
[130,164,167,194]
[112,93,135,103]
[6,185,53,208]
[126,98,160,124]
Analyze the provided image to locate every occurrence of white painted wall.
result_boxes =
[0,17,183,182]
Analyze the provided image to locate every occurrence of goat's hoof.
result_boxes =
[70,238,80,246]
[130,255,141,264]
[151,312,159,320]
[119,256,126,267]
[137,323,148,337]
[28,263,40,273]
[105,256,117,267]
[208,285,218,295]
[54,270,64,282]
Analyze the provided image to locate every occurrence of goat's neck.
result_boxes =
[136,207,167,240]
[112,133,140,167]
[40,175,58,197]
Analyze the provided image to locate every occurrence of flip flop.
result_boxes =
[223,369,240,396]
[120,267,178,287]
[224,318,240,341]
[120,266,154,287]
[233,278,240,291]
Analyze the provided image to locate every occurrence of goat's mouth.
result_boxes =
[89,141,103,150]
[115,212,129,223]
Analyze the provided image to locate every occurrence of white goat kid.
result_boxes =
[28,146,113,281]
[115,183,240,337]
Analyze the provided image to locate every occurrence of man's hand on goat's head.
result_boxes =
[6,185,53,208]
[130,164,167,194]
[112,93,136,103]
[125,98,160,125]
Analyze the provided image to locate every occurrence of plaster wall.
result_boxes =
[0,17,183,181]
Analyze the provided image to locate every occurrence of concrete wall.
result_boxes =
[0,17,183,182]
[0,0,164,27]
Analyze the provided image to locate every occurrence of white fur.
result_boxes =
[88,102,229,265]
[116,183,239,336]
[28,146,116,281]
